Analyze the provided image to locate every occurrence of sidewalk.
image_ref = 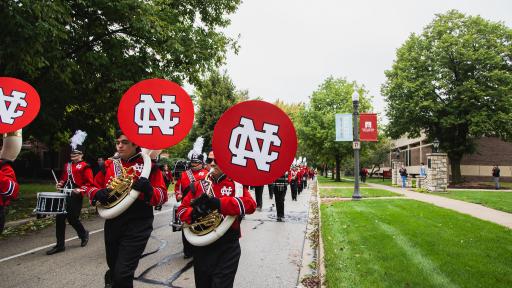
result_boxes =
[366,182,512,229]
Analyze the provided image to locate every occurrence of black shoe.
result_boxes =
[277,217,283,222]
[46,246,65,255]
[81,231,89,247]
[184,254,193,259]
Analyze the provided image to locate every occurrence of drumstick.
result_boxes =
[51,169,59,185]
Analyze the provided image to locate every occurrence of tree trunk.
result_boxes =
[449,154,463,184]
[335,155,341,182]
[323,163,327,177]
[331,166,335,180]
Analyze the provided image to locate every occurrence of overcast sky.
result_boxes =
[220,0,512,121]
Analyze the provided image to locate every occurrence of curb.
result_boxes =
[5,206,97,229]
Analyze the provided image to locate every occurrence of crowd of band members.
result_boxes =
[0,131,315,288]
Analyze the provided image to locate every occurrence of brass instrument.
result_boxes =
[96,151,152,219]
[183,170,239,246]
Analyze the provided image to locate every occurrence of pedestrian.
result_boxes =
[47,131,92,255]
[85,130,168,287]
[273,172,288,222]
[162,164,174,188]
[360,167,368,183]
[174,137,208,258]
[419,162,427,177]
[289,166,299,201]
[93,157,105,176]
[399,165,408,188]
[492,164,500,190]
[177,150,256,288]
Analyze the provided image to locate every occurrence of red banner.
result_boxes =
[359,113,378,142]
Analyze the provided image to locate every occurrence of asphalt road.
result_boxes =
[0,185,311,288]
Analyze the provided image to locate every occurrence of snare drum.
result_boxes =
[59,188,74,196]
[170,203,182,232]
[34,192,67,215]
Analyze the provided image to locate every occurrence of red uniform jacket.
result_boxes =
[0,161,19,206]
[288,169,298,183]
[59,161,94,196]
[163,170,174,184]
[174,168,208,201]
[85,153,168,207]
[177,174,256,236]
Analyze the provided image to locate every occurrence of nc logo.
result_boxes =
[134,94,180,135]
[0,88,27,124]
[229,117,281,172]
[220,186,232,196]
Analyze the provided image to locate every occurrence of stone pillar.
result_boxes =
[426,153,448,192]
[392,160,403,186]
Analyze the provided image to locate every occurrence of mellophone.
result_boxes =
[33,188,75,216]
[170,202,182,232]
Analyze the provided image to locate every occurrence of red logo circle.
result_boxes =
[0,77,41,133]
[117,79,194,149]
[212,100,297,186]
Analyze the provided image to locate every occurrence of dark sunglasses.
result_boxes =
[205,157,215,164]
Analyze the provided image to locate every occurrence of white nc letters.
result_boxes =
[229,117,281,172]
[134,94,180,135]
[0,88,27,124]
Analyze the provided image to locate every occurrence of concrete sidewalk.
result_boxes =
[366,182,512,229]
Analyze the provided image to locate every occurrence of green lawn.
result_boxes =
[5,183,91,222]
[339,176,393,187]
[317,176,368,187]
[438,190,512,213]
[319,187,400,198]
[478,181,512,189]
[321,199,512,288]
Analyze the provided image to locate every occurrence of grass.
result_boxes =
[5,182,91,222]
[437,190,512,213]
[319,187,400,198]
[317,176,368,187]
[338,176,393,187]
[321,199,512,288]
[478,181,512,189]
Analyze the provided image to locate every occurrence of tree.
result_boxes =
[188,70,240,151]
[360,134,393,177]
[382,10,512,183]
[0,0,241,164]
[298,77,372,181]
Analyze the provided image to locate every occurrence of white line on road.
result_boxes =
[0,208,173,263]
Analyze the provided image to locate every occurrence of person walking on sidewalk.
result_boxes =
[0,158,20,234]
[492,164,500,190]
[288,166,299,201]
[399,166,408,188]
[47,131,92,255]
[273,172,288,222]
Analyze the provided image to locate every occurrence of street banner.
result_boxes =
[360,113,378,142]
[0,77,40,133]
[335,113,353,141]
[117,78,194,149]
[212,100,297,186]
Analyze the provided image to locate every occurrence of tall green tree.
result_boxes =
[0,0,241,163]
[382,10,512,183]
[298,77,372,181]
[188,70,240,151]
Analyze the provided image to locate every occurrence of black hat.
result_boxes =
[190,153,204,164]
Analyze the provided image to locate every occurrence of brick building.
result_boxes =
[384,134,512,182]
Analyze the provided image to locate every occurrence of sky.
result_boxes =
[220,0,512,121]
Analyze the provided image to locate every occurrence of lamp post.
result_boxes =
[352,91,361,200]
[432,138,440,153]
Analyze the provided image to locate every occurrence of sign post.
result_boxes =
[352,92,362,200]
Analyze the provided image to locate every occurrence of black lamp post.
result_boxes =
[432,138,440,153]
[352,91,361,200]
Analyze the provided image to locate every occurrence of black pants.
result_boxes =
[182,229,194,257]
[267,184,273,199]
[55,195,86,247]
[274,188,286,218]
[290,182,298,200]
[298,182,303,194]
[105,216,153,288]
[0,206,5,234]
[193,231,241,288]
[303,178,308,189]
[254,186,264,208]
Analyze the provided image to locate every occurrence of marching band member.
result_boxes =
[273,172,288,222]
[85,130,168,288]
[0,156,20,234]
[253,185,264,211]
[47,131,92,255]
[174,137,208,258]
[289,166,299,201]
[177,150,256,288]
